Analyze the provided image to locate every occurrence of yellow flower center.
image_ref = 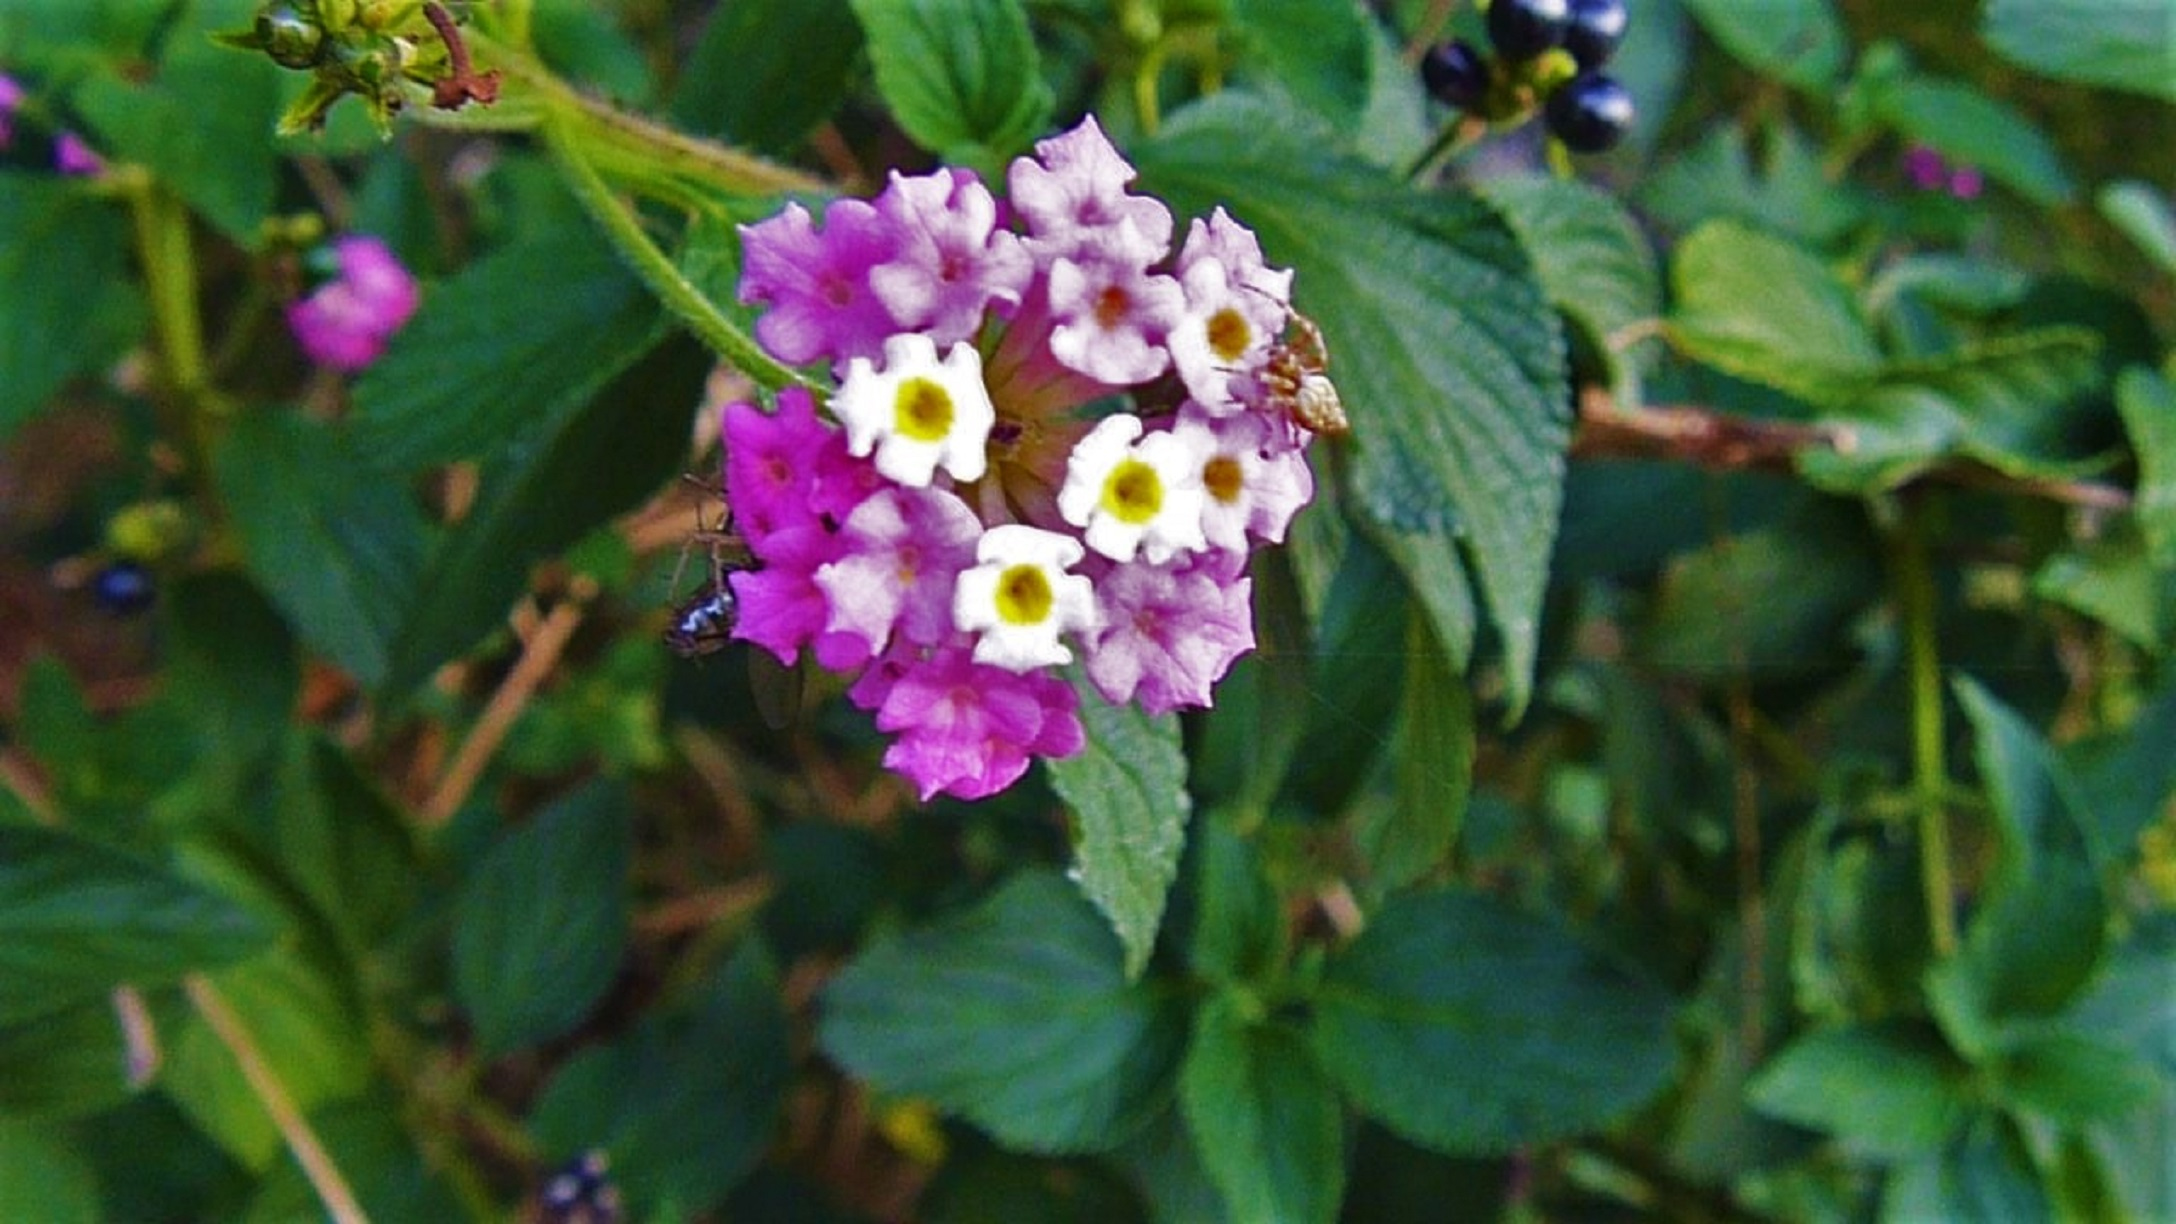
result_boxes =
[1102,459,1163,524]
[894,377,954,442]
[1203,454,1244,504]
[1206,307,1253,363]
[995,564,1054,625]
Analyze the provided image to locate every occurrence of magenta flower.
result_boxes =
[719,116,1325,801]
[1902,144,1984,201]
[287,236,419,372]
[0,75,23,149]
[53,131,102,177]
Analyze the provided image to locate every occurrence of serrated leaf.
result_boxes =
[212,411,429,688]
[1480,175,1663,398]
[670,0,862,153]
[0,174,144,440]
[1678,0,1847,90]
[1983,0,2176,103]
[1747,1021,1973,1158]
[1277,528,1408,814]
[532,941,789,1213]
[1876,76,2074,208]
[381,335,710,698]
[1359,608,1470,887]
[1047,686,1190,980]
[72,19,282,242]
[1186,820,1284,985]
[1669,219,1881,406]
[352,228,659,471]
[0,824,274,1025]
[1308,889,1677,1154]
[453,780,631,1055]
[848,0,1053,171]
[819,871,1188,1153]
[1180,1000,1344,1224]
[2119,365,2176,567]
[1227,0,1373,130]
[1135,95,1568,715]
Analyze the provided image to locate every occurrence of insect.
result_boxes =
[1260,309,1350,437]
[662,486,803,728]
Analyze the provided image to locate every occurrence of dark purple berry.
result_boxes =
[91,561,155,615]
[1486,0,1571,62]
[1545,72,1634,153]
[1564,0,1628,69]
[1420,39,1491,111]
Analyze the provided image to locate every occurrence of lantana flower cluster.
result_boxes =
[723,118,1321,801]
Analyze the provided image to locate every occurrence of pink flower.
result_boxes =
[1174,402,1315,551]
[0,75,23,149]
[738,199,900,369]
[287,236,419,372]
[814,487,985,663]
[865,644,1085,801]
[869,169,1032,347]
[54,131,102,176]
[1045,254,1185,385]
[1008,116,1173,267]
[1083,551,1255,715]
[723,388,838,547]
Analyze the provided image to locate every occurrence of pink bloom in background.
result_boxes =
[0,74,23,149]
[1902,143,1984,201]
[287,236,419,372]
[53,131,102,176]
[721,116,1326,801]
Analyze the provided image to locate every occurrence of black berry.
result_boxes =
[1545,72,1634,153]
[1564,0,1628,69]
[91,561,156,615]
[1486,0,1571,61]
[1420,39,1491,111]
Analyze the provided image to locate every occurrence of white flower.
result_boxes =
[1057,413,1211,564]
[953,525,1097,672]
[832,333,996,487]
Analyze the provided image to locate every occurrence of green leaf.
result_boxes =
[1277,527,1408,814]
[1636,508,1883,682]
[1989,1033,2161,1126]
[1641,121,1866,247]
[1479,175,1663,398]
[848,0,1054,171]
[1359,608,1471,888]
[212,411,429,688]
[1669,219,1882,406]
[531,941,790,1213]
[72,20,282,242]
[0,998,142,1119]
[2119,365,2176,567]
[1047,685,1191,981]
[453,780,631,1055]
[239,1095,466,1223]
[1186,819,1284,986]
[1747,1021,1974,1158]
[1800,329,2109,495]
[1926,679,2108,1055]
[670,0,862,153]
[1875,76,2074,208]
[1189,548,1313,814]
[1179,1000,1345,1224]
[2101,183,2176,276]
[1226,0,1373,130]
[1309,889,1677,1154]
[0,1119,101,1223]
[0,824,274,1025]
[531,0,656,103]
[164,571,299,774]
[1678,0,1848,90]
[0,175,144,440]
[1983,0,2176,103]
[1135,95,1568,714]
[819,871,1188,1153]
[381,335,711,698]
[1882,1113,2053,1223]
[262,735,420,956]
[2032,518,2175,654]
[351,229,660,472]
[2065,674,2176,863]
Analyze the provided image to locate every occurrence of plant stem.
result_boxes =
[1402,114,1487,183]
[542,117,818,395]
[1892,495,1958,957]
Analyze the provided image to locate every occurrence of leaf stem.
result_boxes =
[541,117,819,396]
[1891,495,1958,958]
[1402,114,1488,183]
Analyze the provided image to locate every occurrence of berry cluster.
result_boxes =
[1420,0,1634,154]
[722,118,1324,802]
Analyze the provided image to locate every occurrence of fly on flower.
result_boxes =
[662,483,803,728]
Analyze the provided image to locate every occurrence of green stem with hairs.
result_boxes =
[541,118,818,396]
[1892,496,1958,958]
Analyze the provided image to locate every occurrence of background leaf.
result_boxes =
[1480,175,1663,397]
[849,0,1054,171]
[0,175,144,439]
[1135,95,1569,714]
[1678,0,1848,90]
[452,779,632,1055]
[670,0,862,154]
[1669,218,1881,405]
[1308,889,1678,1154]
[819,871,1188,1153]
[2119,365,2176,566]
[1746,1021,1973,1158]
[1226,0,1374,131]
[1046,685,1190,980]
[1179,999,1344,1224]
[1982,0,2176,102]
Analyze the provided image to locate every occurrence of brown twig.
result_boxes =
[185,975,372,1224]
[422,1,501,110]
[418,579,596,828]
